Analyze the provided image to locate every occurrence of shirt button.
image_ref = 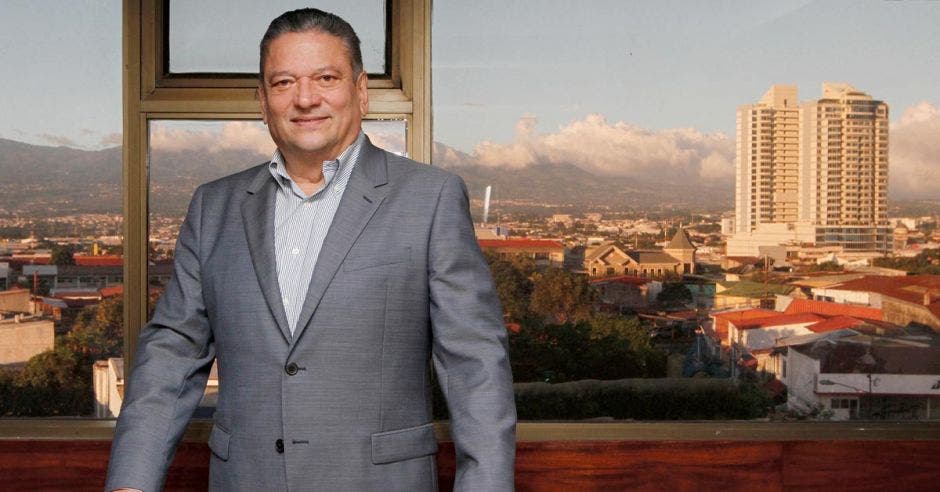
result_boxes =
[291,248,300,255]
[282,297,290,306]
[275,439,284,453]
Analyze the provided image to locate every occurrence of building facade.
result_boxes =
[729,83,891,256]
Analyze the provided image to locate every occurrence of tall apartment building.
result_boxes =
[728,83,891,257]
[735,85,800,233]
[800,83,890,250]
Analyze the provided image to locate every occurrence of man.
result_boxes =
[105,8,515,492]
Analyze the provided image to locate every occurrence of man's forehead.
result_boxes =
[263,31,353,70]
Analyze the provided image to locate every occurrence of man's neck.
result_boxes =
[279,131,361,194]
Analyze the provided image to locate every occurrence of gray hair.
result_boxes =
[259,8,363,82]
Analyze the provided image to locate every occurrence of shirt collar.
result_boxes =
[268,131,365,197]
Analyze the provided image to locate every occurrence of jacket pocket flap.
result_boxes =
[208,423,231,461]
[371,422,438,464]
[343,247,411,272]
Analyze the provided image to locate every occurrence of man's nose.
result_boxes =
[294,78,322,108]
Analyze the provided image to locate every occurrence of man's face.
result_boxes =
[259,30,368,164]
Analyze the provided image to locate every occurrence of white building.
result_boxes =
[729,83,891,257]
[784,334,940,420]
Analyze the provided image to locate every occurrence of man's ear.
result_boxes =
[257,85,268,124]
[357,71,369,116]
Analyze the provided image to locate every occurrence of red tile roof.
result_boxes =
[829,275,940,319]
[783,298,882,320]
[734,312,824,330]
[710,309,778,345]
[99,285,124,298]
[75,255,124,266]
[805,316,866,333]
[478,239,564,249]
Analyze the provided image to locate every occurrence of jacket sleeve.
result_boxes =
[427,173,517,491]
[105,186,216,492]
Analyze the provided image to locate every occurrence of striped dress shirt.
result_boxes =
[268,132,364,334]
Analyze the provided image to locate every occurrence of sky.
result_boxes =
[1,1,939,196]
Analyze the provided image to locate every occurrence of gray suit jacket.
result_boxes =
[105,138,516,491]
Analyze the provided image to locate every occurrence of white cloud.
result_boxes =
[890,101,940,199]
[463,113,734,181]
[150,121,275,155]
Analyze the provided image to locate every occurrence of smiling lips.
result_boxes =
[291,115,329,127]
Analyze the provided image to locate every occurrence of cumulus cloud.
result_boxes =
[150,121,276,156]
[890,101,940,199]
[150,120,407,157]
[462,114,734,181]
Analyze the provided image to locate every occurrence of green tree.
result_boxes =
[657,282,693,309]
[484,251,535,321]
[529,267,596,324]
[51,243,79,266]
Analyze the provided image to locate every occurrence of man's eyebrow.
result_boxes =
[266,66,345,80]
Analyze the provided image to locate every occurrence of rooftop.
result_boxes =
[478,238,565,249]
[665,229,696,251]
[783,298,882,320]
[735,312,824,330]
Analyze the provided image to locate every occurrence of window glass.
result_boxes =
[432,0,940,421]
[168,0,387,74]
[0,1,123,418]
[147,119,406,416]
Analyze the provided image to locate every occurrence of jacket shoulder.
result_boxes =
[197,163,268,195]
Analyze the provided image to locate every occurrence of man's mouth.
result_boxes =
[291,115,329,126]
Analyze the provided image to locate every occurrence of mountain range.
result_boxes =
[0,136,738,217]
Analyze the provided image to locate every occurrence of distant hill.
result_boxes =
[0,138,122,214]
[0,137,736,216]
[431,142,734,211]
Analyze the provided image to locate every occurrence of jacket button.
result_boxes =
[285,362,299,375]
[275,438,284,453]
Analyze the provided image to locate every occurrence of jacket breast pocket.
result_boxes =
[370,422,438,465]
[208,422,232,461]
[343,246,411,273]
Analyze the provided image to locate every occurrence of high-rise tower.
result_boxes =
[734,85,800,234]
[800,83,889,232]
[728,83,891,256]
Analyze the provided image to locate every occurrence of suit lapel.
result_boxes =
[289,140,390,348]
[241,168,293,344]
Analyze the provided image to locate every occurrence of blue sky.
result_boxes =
[1,0,938,154]
[433,0,940,151]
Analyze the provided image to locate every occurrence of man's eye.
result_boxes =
[272,79,291,87]
[320,75,338,83]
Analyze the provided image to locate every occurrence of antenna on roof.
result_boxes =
[482,185,492,226]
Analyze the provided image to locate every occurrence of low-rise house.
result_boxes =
[584,230,696,278]
[784,333,940,420]
[714,281,796,310]
[590,275,662,312]
[811,275,940,331]
[478,238,565,268]
[0,313,54,366]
